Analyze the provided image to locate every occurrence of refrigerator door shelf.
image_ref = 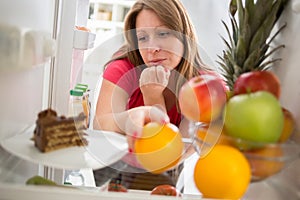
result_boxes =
[0,182,190,200]
[73,29,96,50]
[0,23,55,71]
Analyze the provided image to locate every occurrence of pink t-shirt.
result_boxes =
[103,58,182,126]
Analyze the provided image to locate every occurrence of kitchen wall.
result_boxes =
[272,0,300,138]
[181,0,231,69]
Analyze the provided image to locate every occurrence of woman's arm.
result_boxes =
[93,79,128,133]
[93,79,170,149]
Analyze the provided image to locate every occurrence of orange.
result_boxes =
[244,145,283,180]
[134,122,183,174]
[194,145,251,199]
[196,120,232,147]
[279,107,295,142]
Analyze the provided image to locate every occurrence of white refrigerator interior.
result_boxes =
[0,0,56,184]
[0,0,91,188]
[1,0,300,199]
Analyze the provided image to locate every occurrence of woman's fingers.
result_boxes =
[125,106,170,151]
[139,66,170,87]
[156,65,170,86]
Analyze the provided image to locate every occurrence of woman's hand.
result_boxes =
[139,66,170,111]
[139,65,170,90]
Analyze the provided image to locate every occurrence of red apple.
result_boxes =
[233,71,280,98]
[178,74,227,123]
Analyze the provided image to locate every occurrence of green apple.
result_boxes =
[224,91,284,143]
[26,175,57,186]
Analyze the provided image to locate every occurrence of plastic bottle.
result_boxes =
[69,89,84,117]
[65,89,85,186]
[74,83,90,128]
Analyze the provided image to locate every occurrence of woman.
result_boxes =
[93,0,209,190]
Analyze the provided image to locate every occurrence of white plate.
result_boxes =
[0,128,128,170]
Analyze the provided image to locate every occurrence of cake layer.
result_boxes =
[40,138,88,153]
[33,108,88,153]
[42,128,86,138]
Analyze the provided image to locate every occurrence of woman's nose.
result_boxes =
[147,38,161,53]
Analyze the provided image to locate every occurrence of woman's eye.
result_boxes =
[137,35,148,42]
[158,31,170,37]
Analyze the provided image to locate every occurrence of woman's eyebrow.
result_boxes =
[136,24,168,31]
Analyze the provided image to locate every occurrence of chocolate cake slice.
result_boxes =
[33,109,88,153]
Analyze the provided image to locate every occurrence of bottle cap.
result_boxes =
[75,83,89,92]
[75,85,88,92]
[76,83,88,88]
[70,89,83,96]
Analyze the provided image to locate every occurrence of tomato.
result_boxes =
[108,182,128,192]
[150,185,180,196]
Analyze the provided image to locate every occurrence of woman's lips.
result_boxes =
[148,59,166,66]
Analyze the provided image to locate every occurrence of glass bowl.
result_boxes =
[188,121,300,182]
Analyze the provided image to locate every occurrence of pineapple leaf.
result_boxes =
[220,36,231,50]
[250,0,274,35]
[240,7,251,49]
[258,22,287,65]
[221,20,234,49]
[243,48,261,71]
[217,61,233,77]
[257,58,282,70]
[266,23,287,46]
[235,37,247,67]
[260,44,285,65]
[249,1,282,53]
[237,0,244,31]
[230,14,239,44]
[218,0,289,91]
[230,0,237,16]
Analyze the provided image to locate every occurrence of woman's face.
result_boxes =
[135,9,184,70]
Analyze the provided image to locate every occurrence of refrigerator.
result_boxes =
[0,0,300,199]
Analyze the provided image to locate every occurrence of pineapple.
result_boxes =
[218,0,290,90]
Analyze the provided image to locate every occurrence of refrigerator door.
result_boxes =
[0,0,91,185]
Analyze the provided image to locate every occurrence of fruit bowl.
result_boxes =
[188,121,300,182]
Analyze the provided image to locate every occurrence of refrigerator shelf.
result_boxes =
[0,127,128,170]
[0,182,200,200]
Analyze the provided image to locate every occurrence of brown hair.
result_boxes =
[108,0,208,95]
